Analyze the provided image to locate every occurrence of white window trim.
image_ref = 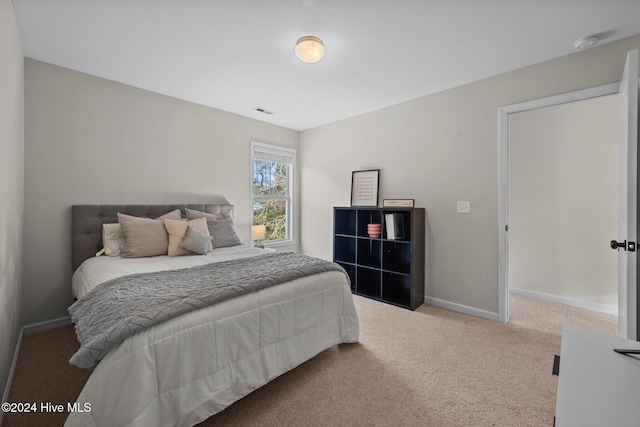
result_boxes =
[251,141,296,247]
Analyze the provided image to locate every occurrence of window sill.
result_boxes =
[262,239,295,248]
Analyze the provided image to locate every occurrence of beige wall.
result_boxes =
[509,95,619,308]
[300,35,640,318]
[0,0,24,398]
[23,60,299,324]
[19,32,640,325]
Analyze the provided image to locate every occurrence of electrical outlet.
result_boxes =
[457,201,471,214]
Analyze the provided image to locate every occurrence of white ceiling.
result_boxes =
[12,0,640,131]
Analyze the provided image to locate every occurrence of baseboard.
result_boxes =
[509,287,618,315]
[425,296,499,322]
[22,316,71,335]
[1,327,24,425]
[1,315,72,424]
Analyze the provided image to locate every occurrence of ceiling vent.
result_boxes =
[253,107,275,115]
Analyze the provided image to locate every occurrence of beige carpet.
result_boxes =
[509,293,618,336]
[2,294,618,427]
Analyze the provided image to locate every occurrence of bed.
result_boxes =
[65,201,359,427]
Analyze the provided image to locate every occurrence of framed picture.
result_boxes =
[383,199,415,208]
[351,169,380,207]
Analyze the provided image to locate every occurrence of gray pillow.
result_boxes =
[179,225,213,255]
[118,209,182,257]
[185,208,242,248]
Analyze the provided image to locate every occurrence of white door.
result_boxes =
[615,49,638,340]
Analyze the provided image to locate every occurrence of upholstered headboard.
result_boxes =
[71,201,233,271]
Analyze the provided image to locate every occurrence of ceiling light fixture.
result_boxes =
[295,36,325,63]
[573,36,599,50]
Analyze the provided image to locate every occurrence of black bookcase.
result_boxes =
[333,207,425,310]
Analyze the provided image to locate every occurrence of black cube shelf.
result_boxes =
[333,206,425,310]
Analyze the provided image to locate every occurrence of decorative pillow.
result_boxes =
[102,223,125,256]
[118,209,182,258]
[163,217,211,256]
[179,226,212,255]
[185,208,242,249]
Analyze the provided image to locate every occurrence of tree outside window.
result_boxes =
[251,142,294,244]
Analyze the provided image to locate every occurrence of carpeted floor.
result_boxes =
[508,293,617,336]
[1,294,617,427]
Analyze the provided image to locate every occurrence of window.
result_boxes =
[251,142,295,246]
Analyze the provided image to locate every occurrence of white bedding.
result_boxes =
[71,245,273,299]
[65,247,359,427]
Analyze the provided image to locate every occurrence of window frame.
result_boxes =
[251,141,296,247]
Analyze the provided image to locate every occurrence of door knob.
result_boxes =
[611,240,637,251]
[611,240,627,250]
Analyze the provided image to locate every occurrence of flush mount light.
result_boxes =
[573,36,599,50]
[295,36,325,63]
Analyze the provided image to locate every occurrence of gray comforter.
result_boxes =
[69,252,348,369]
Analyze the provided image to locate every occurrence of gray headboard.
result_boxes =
[71,202,233,270]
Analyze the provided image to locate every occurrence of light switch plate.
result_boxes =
[457,201,471,214]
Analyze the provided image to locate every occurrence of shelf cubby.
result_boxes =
[382,272,412,307]
[334,235,356,263]
[356,267,381,299]
[356,209,383,238]
[334,209,357,236]
[336,262,356,292]
[382,241,412,274]
[357,238,382,268]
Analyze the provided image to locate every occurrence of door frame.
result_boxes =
[498,82,621,324]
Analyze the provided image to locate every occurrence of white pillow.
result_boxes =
[102,223,125,256]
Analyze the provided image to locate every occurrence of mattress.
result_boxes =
[65,247,360,427]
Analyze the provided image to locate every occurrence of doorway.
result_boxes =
[508,94,619,333]
[498,83,622,324]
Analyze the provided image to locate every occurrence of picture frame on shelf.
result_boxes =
[383,199,415,208]
[350,169,380,207]
[385,213,405,240]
